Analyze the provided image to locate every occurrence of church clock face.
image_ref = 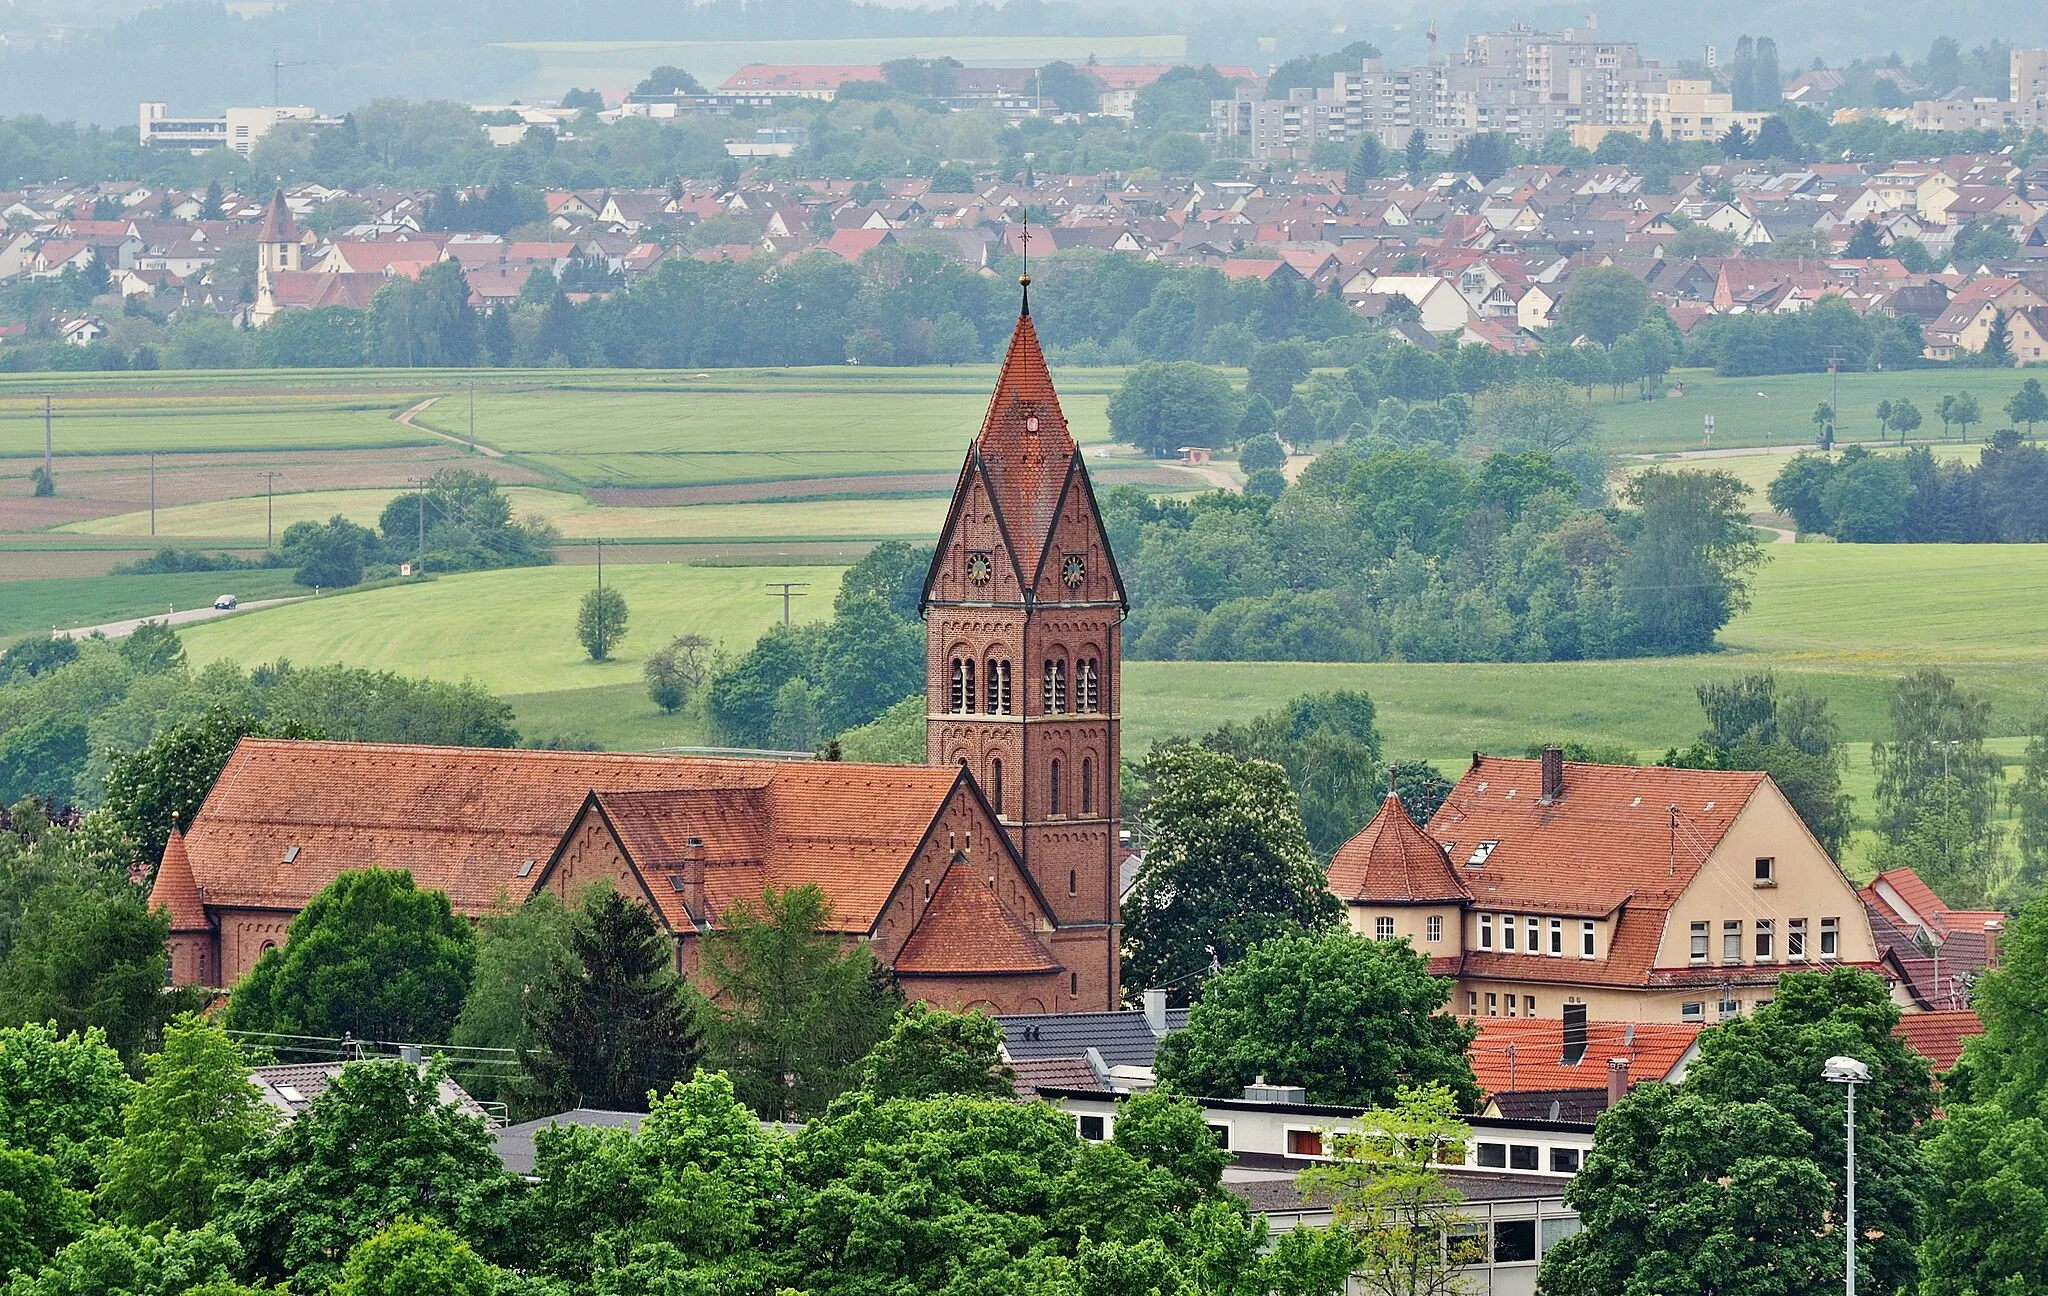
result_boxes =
[1061,553,1086,590]
[966,551,993,586]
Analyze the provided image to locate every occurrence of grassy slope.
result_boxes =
[1617,442,1982,499]
[0,569,306,639]
[63,486,951,543]
[176,563,846,696]
[1596,367,2038,454]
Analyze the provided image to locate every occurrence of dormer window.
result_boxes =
[1466,840,1498,867]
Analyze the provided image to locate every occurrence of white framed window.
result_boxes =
[1821,917,1839,957]
[1502,916,1518,952]
[1527,916,1541,954]
[1505,994,1518,1018]
[1723,920,1743,964]
[1486,992,1498,1016]
[1681,1001,1705,1023]
[1467,990,1479,1015]
[1427,914,1444,943]
[1755,919,1775,961]
[1581,920,1596,959]
[1480,914,1495,950]
[1375,916,1396,941]
[1525,995,1537,1016]
[1690,921,1709,963]
[1754,856,1776,887]
[1548,918,1563,956]
[1788,918,1807,960]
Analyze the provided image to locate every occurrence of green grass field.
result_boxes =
[0,570,306,639]
[0,403,431,458]
[63,486,951,544]
[176,563,846,696]
[411,385,1114,488]
[1619,442,1983,501]
[1596,367,2041,454]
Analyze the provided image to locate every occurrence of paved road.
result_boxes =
[55,596,305,641]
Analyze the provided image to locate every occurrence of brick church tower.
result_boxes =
[922,277,1126,1010]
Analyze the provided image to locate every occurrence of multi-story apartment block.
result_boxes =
[2014,49,2048,131]
[1213,19,1761,161]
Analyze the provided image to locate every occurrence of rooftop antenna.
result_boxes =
[1427,20,1440,66]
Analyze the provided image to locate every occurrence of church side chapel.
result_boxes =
[150,275,1126,1014]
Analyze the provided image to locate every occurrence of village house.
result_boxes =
[1327,752,1884,1025]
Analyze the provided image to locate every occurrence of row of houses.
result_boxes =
[8,141,2048,357]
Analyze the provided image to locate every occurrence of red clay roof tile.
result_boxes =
[1427,756,1767,915]
[147,826,210,932]
[1328,794,1470,904]
[974,307,1076,571]
[895,853,1058,976]
[1468,1017,1699,1095]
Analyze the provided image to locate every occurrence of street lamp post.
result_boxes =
[1824,1055,1871,1296]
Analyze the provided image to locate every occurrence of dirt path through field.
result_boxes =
[396,397,505,458]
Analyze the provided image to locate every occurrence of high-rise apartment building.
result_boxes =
[1214,18,1760,160]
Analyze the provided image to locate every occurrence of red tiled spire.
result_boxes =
[973,303,1076,566]
[1327,793,1470,904]
[257,189,297,244]
[148,824,210,933]
[895,854,1059,975]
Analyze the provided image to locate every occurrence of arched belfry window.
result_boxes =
[1042,659,1066,714]
[1076,659,1101,712]
[986,659,1012,714]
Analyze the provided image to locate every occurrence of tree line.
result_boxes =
[1769,428,2048,544]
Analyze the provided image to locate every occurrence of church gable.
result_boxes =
[1026,453,1127,608]
[867,770,1055,961]
[926,457,1029,606]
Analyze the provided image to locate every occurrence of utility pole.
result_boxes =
[260,471,283,549]
[149,451,156,536]
[468,378,476,454]
[766,581,810,626]
[406,476,428,573]
[596,537,607,659]
[43,394,53,485]
[1825,345,1845,445]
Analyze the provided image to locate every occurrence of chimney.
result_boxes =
[1143,988,1170,1035]
[1562,1002,1588,1066]
[1985,920,2002,969]
[1540,745,1564,803]
[681,836,706,919]
[1605,1057,1629,1109]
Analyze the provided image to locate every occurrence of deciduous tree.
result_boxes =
[223,868,477,1044]
[576,585,628,661]
[1300,1084,1478,1296]
[854,1003,1013,1101]
[1123,746,1338,996]
[97,1015,276,1230]
[700,884,898,1120]
[1154,930,1478,1109]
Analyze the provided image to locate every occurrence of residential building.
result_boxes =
[139,102,341,155]
[150,293,1124,1014]
[715,65,884,100]
[1911,96,2017,133]
[2014,49,2048,131]
[1214,19,1733,160]
[1327,751,1883,1023]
